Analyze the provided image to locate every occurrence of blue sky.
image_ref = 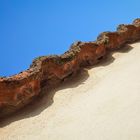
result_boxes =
[0,0,139,76]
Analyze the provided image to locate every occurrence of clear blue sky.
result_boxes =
[0,0,139,76]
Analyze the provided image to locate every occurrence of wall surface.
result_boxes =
[0,42,140,140]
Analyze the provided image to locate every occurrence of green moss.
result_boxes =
[34,56,47,61]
